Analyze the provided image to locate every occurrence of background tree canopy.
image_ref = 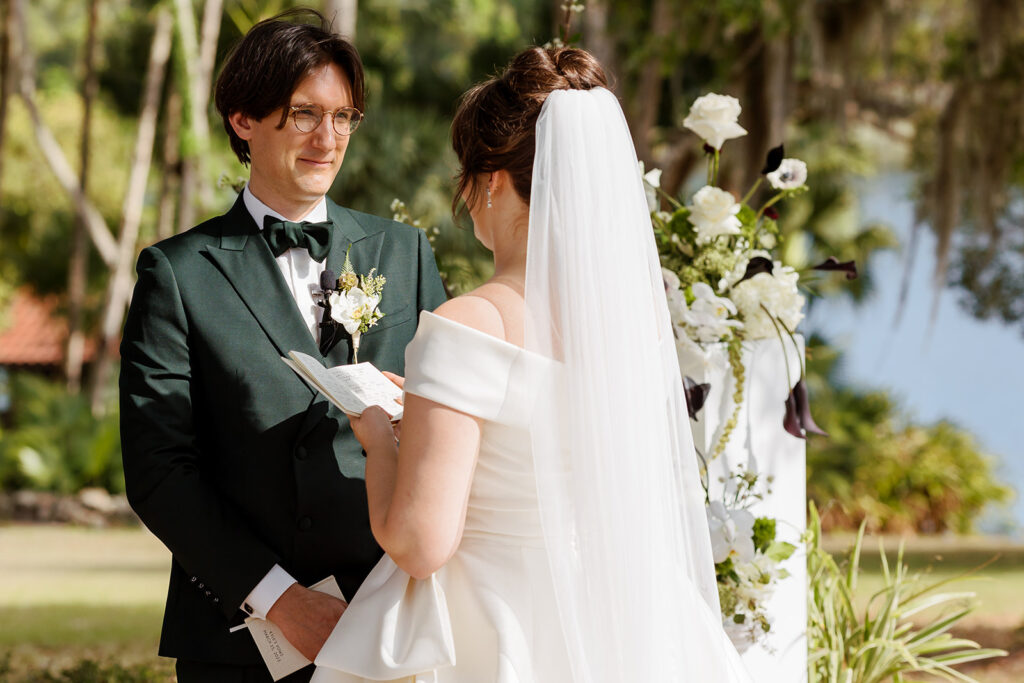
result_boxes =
[0,0,1017,531]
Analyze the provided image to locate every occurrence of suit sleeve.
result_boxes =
[119,246,282,620]
[416,229,448,313]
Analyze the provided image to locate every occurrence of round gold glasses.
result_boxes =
[288,104,364,136]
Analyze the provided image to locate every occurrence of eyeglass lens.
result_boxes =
[291,105,362,135]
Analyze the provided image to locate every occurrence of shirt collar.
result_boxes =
[243,184,328,230]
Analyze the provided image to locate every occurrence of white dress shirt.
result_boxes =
[239,184,331,619]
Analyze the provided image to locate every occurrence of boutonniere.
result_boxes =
[328,246,386,363]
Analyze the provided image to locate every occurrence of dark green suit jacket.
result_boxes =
[119,195,447,664]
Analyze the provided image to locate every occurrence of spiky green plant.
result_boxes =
[807,502,1006,682]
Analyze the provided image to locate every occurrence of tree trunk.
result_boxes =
[628,0,673,166]
[66,0,101,393]
[171,0,213,232]
[9,0,117,266]
[89,8,173,414]
[324,0,357,38]
[581,0,617,89]
[156,90,181,241]
[0,0,14,197]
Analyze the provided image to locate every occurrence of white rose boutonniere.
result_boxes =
[682,93,748,151]
[329,247,386,363]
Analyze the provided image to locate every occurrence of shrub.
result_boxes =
[0,373,123,494]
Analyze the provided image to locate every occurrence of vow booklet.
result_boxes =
[283,350,403,421]
[239,576,345,681]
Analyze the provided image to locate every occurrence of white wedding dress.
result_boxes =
[313,310,569,682]
[312,309,748,682]
[314,85,752,683]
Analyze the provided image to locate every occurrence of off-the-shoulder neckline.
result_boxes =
[419,309,528,354]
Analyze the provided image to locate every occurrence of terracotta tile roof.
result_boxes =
[0,288,96,366]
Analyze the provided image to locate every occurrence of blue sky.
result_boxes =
[805,173,1024,533]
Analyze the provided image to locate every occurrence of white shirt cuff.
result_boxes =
[241,564,297,620]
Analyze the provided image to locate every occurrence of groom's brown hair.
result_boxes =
[450,47,607,216]
[214,8,366,166]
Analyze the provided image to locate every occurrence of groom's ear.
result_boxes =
[228,111,256,141]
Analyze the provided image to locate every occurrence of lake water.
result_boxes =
[804,172,1024,534]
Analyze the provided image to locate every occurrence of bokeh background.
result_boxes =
[0,0,1022,680]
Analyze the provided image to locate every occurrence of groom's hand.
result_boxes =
[267,583,347,661]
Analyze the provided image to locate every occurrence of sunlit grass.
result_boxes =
[1,524,1022,681]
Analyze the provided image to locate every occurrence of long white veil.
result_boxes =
[525,87,753,681]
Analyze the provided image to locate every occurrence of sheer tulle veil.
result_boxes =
[525,87,753,681]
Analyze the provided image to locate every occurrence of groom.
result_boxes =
[119,10,446,682]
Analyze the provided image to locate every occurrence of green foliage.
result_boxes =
[3,658,167,683]
[807,502,1006,683]
[805,337,1011,534]
[0,374,122,494]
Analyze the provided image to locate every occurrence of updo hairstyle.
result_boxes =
[451,46,608,216]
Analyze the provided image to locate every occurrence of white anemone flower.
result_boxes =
[766,158,808,190]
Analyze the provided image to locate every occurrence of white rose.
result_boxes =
[683,93,748,151]
[730,265,805,340]
[687,186,742,244]
[766,158,807,190]
[707,501,756,564]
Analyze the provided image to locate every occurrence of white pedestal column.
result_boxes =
[677,338,808,683]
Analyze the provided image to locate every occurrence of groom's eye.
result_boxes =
[291,106,323,132]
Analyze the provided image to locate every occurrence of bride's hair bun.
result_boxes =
[451,46,608,215]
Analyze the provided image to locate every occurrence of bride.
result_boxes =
[312,46,752,682]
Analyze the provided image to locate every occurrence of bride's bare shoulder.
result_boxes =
[432,293,507,342]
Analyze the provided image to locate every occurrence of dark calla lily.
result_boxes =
[792,379,828,436]
[783,390,805,439]
[812,256,858,280]
[703,143,716,155]
[683,376,711,419]
[761,144,785,175]
[737,256,774,285]
[764,206,779,221]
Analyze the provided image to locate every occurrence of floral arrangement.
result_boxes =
[648,93,852,453]
[328,246,386,363]
[651,92,855,651]
[706,464,795,653]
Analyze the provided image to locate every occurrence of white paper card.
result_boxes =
[242,576,346,681]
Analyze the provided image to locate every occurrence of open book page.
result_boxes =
[241,576,346,681]
[283,351,403,420]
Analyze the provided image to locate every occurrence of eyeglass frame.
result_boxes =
[286,103,364,136]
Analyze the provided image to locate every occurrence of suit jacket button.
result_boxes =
[213,597,220,604]
[295,446,308,461]
[190,576,197,583]
[298,516,313,531]
[197,583,205,590]
[205,590,212,597]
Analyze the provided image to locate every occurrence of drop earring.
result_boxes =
[486,187,493,209]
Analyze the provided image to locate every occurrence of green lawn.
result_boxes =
[0,524,173,678]
[1,524,1022,681]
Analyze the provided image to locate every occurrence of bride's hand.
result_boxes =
[349,405,398,453]
[382,371,405,404]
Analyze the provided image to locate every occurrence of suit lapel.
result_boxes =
[204,196,322,377]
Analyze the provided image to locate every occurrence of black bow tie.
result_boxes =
[262,216,333,262]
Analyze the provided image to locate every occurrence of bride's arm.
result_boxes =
[350,298,505,579]
[353,397,481,579]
